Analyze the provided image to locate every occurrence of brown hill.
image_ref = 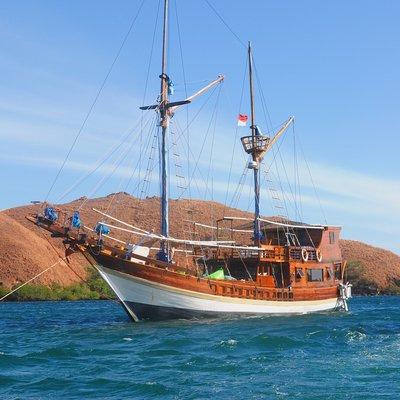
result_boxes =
[1,193,399,293]
[340,239,400,289]
[0,213,88,289]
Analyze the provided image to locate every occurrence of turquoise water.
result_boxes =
[0,297,399,399]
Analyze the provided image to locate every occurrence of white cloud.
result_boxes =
[306,161,400,211]
[2,151,398,220]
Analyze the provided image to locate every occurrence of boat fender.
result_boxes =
[301,248,309,262]
[316,249,323,262]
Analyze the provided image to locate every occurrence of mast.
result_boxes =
[158,0,170,261]
[240,45,294,245]
[248,42,262,244]
[138,0,224,260]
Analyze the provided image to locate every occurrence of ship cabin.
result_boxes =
[197,219,343,293]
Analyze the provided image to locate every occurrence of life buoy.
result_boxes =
[316,249,323,262]
[301,248,309,262]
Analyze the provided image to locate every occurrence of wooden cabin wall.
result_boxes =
[319,227,342,262]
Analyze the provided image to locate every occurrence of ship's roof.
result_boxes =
[218,216,341,231]
[260,218,325,231]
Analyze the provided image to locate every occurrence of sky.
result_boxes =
[0,0,399,254]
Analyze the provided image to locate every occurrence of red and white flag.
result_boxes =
[237,114,248,127]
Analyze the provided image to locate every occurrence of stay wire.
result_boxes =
[57,107,155,203]
[44,0,146,203]
[105,116,159,215]
[253,56,317,243]
[253,60,274,133]
[251,53,296,238]
[298,134,328,225]
[173,0,193,250]
[205,84,221,232]
[141,0,161,107]
[171,84,218,145]
[203,0,246,49]
[173,0,191,204]
[140,0,161,190]
[128,100,213,204]
[169,86,219,198]
[223,55,248,209]
[78,115,155,211]
[179,85,222,201]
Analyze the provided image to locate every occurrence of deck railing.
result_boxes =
[192,245,319,263]
[208,281,295,301]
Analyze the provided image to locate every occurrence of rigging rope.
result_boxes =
[128,81,220,205]
[293,122,302,220]
[253,60,274,133]
[0,259,65,301]
[104,116,159,216]
[170,126,188,197]
[44,0,146,203]
[171,85,218,145]
[223,55,248,209]
[253,56,326,229]
[141,0,161,107]
[245,175,253,212]
[203,0,246,49]
[173,0,192,251]
[127,117,158,199]
[178,85,222,201]
[72,112,156,211]
[298,135,328,225]
[169,86,220,199]
[77,119,149,211]
[252,57,295,222]
[249,54,304,245]
[140,118,159,199]
[57,107,155,203]
[205,83,221,234]
[139,0,161,198]
[229,163,249,209]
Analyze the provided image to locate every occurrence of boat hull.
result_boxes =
[97,266,340,321]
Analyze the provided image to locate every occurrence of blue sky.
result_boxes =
[0,0,399,254]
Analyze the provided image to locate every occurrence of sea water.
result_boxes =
[0,297,399,399]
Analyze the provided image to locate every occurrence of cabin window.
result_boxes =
[329,231,335,244]
[327,267,334,279]
[334,263,342,279]
[307,268,324,282]
[295,268,304,281]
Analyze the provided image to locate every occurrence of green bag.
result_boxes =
[208,268,225,280]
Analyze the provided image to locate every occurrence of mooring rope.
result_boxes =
[0,259,66,301]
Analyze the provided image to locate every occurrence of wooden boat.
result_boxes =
[28,0,351,321]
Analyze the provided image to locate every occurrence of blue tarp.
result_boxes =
[71,211,82,228]
[167,76,174,95]
[95,223,110,235]
[44,207,58,222]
